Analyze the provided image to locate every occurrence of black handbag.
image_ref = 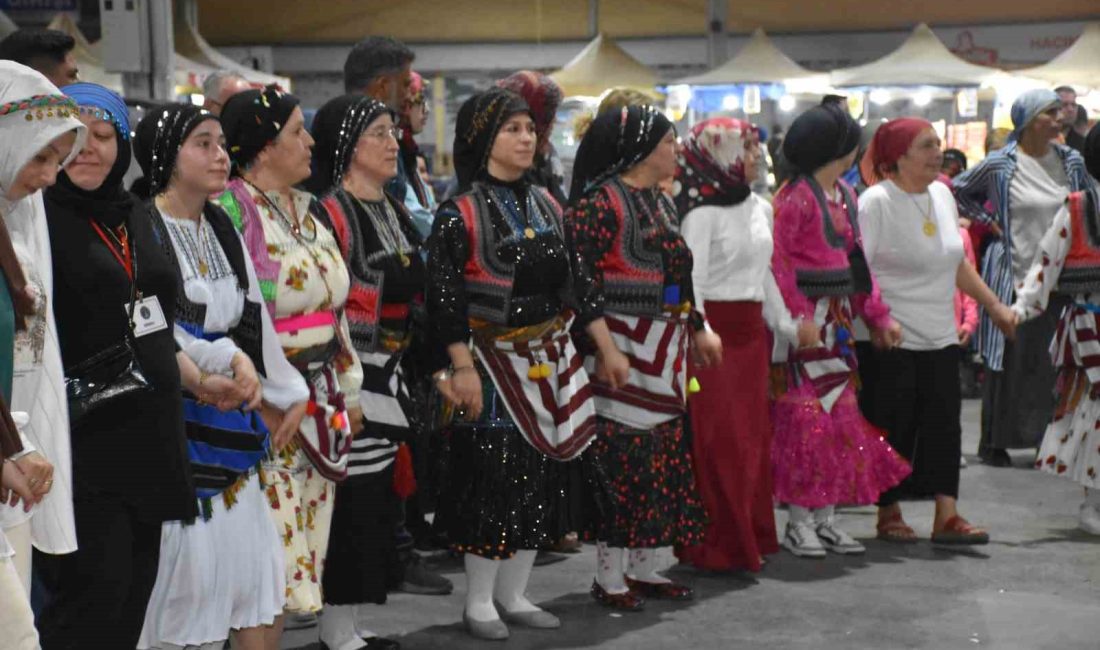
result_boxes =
[64,224,153,423]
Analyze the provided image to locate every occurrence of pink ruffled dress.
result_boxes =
[769,178,911,509]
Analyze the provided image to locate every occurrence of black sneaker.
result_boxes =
[397,558,453,595]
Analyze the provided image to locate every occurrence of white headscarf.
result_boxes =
[0,61,86,554]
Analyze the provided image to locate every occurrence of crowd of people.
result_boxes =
[0,26,1097,650]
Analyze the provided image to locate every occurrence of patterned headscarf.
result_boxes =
[452,88,532,193]
[569,104,672,203]
[1010,89,1060,143]
[674,117,757,214]
[133,104,219,197]
[219,84,299,172]
[308,94,393,194]
[858,117,932,186]
[495,71,563,155]
[0,62,85,329]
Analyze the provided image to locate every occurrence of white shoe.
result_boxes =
[782,522,826,558]
[815,520,866,554]
[960,455,968,468]
[1078,504,1100,535]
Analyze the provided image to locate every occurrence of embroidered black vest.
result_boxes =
[147,203,266,377]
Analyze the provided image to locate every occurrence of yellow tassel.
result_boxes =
[527,362,552,380]
[688,377,701,394]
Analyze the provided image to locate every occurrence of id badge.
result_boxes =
[128,296,169,337]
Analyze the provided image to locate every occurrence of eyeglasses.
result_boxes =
[363,126,403,141]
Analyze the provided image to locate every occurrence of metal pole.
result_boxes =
[148,0,175,101]
[706,0,728,68]
[588,0,599,38]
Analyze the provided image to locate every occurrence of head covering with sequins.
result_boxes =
[133,104,219,197]
[495,71,563,155]
[568,104,672,203]
[452,87,532,193]
[219,84,299,172]
[307,94,394,195]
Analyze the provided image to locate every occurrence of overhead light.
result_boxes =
[778,95,796,112]
[913,91,932,107]
[744,85,761,114]
[869,89,892,106]
[721,93,741,111]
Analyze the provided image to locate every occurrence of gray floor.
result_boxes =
[283,400,1100,650]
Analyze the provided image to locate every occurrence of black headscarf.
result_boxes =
[782,102,861,176]
[568,104,672,203]
[45,82,135,228]
[219,84,299,173]
[133,104,219,198]
[453,88,531,193]
[1081,122,1100,239]
[306,94,393,195]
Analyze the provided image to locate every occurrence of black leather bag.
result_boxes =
[64,228,153,423]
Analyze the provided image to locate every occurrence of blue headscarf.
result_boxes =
[45,82,135,227]
[1009,89,1059,143]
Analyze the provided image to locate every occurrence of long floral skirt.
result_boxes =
[261,447,335,613]
[583,416,707,549]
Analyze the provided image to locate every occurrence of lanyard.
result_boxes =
[90,220,133,281]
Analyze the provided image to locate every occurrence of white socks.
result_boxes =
[353,604,381,640]
[627,548,671,584]
[319,604,366,650]
[814,505,835,525]
[493,550,540,613]
[464,553,502,622]
[596,542,628,594]
[789,505,814,527]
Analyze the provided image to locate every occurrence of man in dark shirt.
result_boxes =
[0,28,78,88]
[1055,85,1087,152]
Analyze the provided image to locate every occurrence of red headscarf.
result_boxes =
[860,117,932,185]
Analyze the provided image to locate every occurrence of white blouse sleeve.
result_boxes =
[1013,204,1071,322]
[681,206,714,316]
[241,232,311,411]
[174,326,241,377]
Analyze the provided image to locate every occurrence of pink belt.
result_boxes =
[274,310,336,334]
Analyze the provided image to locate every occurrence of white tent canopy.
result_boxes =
[1017,22,1100,90]
[550,33,658,98]
[831,23,1000,88]
[676,28,825,86]
[175,18,291,90]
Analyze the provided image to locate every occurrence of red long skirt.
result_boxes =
[676,301,778,572]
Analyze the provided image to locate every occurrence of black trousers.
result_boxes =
[35,490,162,650]
[865,346,963,506]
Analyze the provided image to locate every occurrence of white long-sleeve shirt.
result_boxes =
[680,195,799,345]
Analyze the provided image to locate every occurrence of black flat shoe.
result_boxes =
[982,449,1012,467]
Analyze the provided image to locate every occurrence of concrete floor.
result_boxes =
[283,400,1100,650]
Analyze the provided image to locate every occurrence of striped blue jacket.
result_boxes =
[952,141,1092,370]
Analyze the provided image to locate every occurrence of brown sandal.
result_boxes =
[876,513,919,544]
[931,516,989,545]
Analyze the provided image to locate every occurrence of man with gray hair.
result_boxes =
[202,71,251,116]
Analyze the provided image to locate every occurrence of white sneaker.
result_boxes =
[960,455,968,468]
[782,522,826,558]
[815,520,866,554]
[1078,504,1100,535]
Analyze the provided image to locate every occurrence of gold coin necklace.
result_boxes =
[908,190,937,237]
